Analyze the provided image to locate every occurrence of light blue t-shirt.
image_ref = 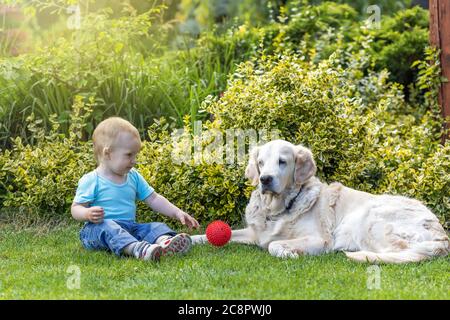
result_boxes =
[73,168,154,221]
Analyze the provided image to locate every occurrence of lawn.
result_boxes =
[0,222,449,300]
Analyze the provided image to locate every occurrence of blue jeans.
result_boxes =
[79,220,177,256]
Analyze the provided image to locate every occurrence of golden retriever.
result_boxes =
[192,140,449,263]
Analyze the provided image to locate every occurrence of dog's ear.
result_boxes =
[245,146,260,186]
[294,145,316,185]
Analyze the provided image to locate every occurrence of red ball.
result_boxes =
[206,220,231,247]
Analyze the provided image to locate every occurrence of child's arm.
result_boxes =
[71,202,104,224]
[145,192,200,229]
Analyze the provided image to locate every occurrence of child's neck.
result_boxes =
[97,164,127,184]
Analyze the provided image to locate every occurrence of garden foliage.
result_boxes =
[1,49,448,228]
[0,1,448,229]
[0,2,429,147]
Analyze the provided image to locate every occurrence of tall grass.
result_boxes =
[0,0,422,148]
[0,47,241,147]
[0,6,251,148]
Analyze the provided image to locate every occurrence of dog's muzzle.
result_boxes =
[260,175,273,185]
[260,175,277,194]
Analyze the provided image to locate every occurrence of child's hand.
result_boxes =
[86,206,104,224]
[176,210,200,230]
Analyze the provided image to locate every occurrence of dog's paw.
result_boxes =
[268,242,299,259]
[191,235,207,245]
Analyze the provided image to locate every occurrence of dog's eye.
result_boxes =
[258,160,264,167]
[279,159,286,166]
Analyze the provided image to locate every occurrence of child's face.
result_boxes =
[103,131,141,176]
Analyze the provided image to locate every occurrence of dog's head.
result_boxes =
[245,140,316,194]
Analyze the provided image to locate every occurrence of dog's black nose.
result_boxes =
[260,175,273,185]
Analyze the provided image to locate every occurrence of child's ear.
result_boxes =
[103,147,111,159]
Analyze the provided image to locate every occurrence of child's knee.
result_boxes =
[79,225,105,251]
[82,220,140,256]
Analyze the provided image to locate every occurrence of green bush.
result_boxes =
[203,50,449,226]
[283,2,358,44]
[305,0,412,16]
[2,48,448,228]
[0,2,429,150]
[0,5,254,148]
[0,20,450,230]
[0,96,95,213]
[135,117,250,226]
[123,50,445,227]
[369,6,429,87]
[284,4,429,88]
[0,7,166,148]
[0,98,250,227]
[206,54,371,179]
[205,3,429,91]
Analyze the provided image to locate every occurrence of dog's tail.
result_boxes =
[344,239,450,264]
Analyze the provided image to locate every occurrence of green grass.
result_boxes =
[0,223,449,300]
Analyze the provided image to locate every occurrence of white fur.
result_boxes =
[192,140,449,264]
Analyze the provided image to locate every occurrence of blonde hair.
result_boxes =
[92,117,141,163]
